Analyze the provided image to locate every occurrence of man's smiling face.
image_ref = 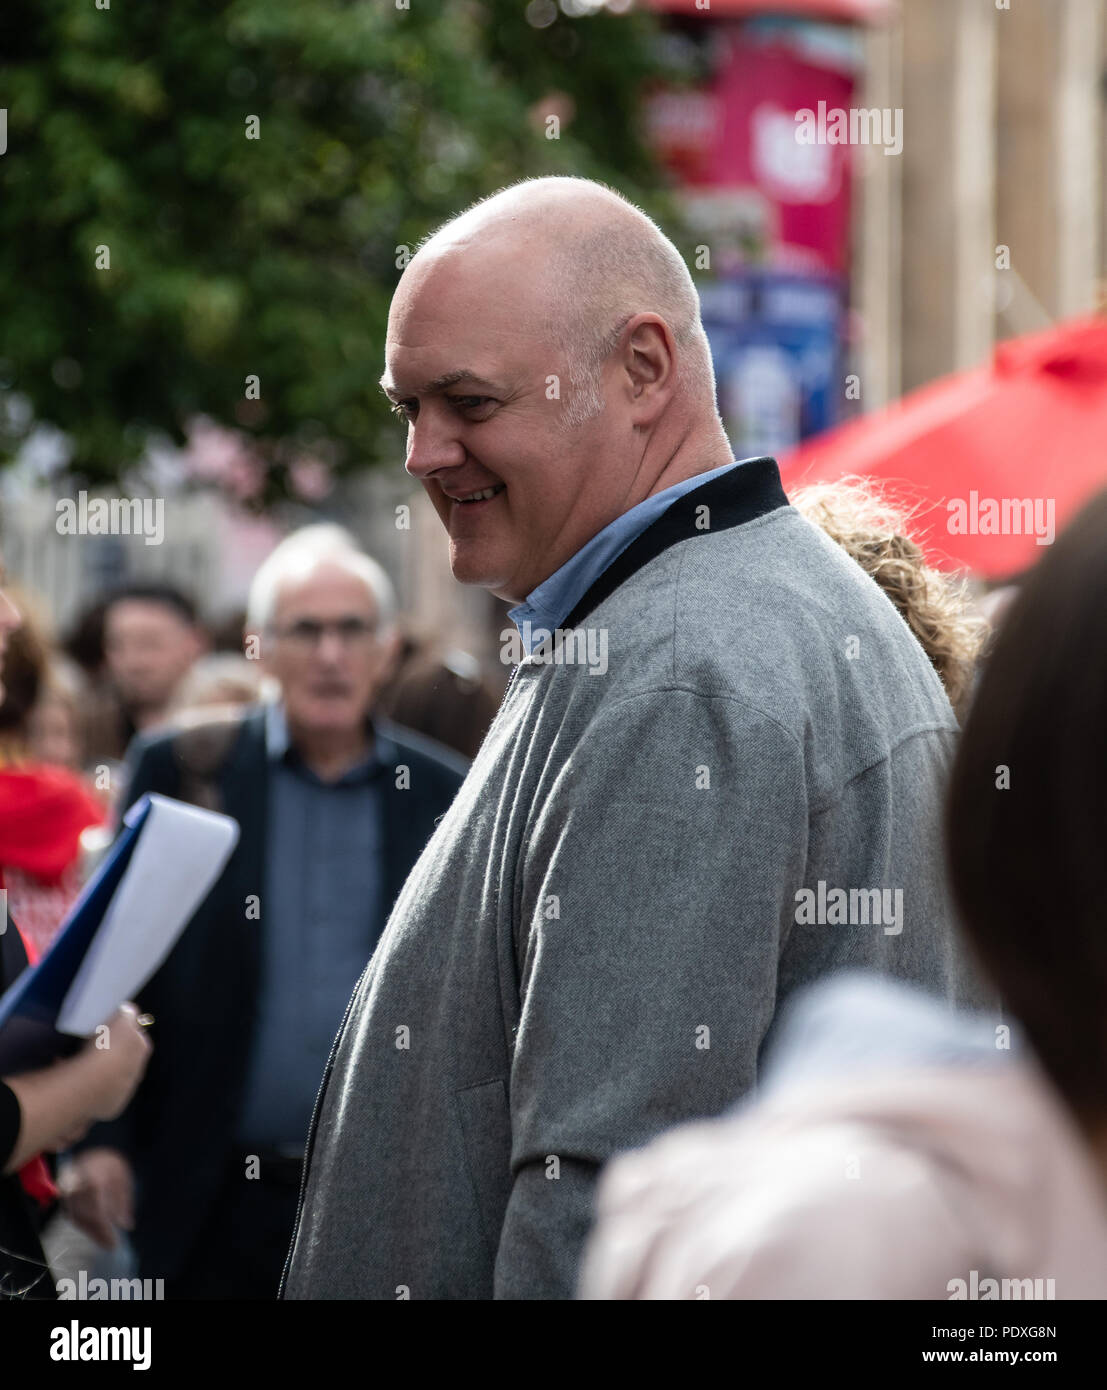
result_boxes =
[382,237,632,605]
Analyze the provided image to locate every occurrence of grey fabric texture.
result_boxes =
[284,499,981,1300]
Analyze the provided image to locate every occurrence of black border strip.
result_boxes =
[561,456,787,632]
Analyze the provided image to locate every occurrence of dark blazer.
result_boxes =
[75,706,467,1281]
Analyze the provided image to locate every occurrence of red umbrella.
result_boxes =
[777,316,1107,579]
[642,0,893,22]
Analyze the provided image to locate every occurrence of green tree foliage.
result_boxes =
[0,0,671,499]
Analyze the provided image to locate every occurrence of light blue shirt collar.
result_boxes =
[265,699,293,761]
[508,459,744,652]
[264,699,393,776]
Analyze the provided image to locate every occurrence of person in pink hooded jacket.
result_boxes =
[580,486,1107,1301]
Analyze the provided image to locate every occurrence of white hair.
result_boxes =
[246,524,397,635]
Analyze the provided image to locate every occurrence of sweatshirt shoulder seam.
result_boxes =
[810,723,958,818]
[593,684,805,758]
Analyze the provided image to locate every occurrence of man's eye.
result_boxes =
[389,395,495,421]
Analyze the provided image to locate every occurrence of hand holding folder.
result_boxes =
[0,793,239,1075]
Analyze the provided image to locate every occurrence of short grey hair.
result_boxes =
[550,215,717,428]
[246,524,397,635]
[415,176,717,431]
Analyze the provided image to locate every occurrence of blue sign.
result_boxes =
[700,271,845,460]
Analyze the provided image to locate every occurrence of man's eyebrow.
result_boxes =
[378,369,501,399]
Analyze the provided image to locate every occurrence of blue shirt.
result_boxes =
[508,459,744,653]
[235,703,393,1153]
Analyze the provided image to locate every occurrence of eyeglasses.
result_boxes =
[269,617,379,649]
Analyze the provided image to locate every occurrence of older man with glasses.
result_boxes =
[62,525,467,1300]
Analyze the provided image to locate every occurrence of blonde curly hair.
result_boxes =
[792,478,988,713]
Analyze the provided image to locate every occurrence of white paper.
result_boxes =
[57,793,240,1036]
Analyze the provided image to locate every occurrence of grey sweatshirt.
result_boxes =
[282,458,980,1301]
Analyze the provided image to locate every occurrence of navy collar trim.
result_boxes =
[561,456,788,632]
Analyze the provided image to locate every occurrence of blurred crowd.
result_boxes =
[0,522,514,1298]
[0,565,502,960]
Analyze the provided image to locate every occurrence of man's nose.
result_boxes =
[404,411,466,480]
[314,629,346,663]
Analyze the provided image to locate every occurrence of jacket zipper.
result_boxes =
[277,958,370,1298]
[500,663,520,709]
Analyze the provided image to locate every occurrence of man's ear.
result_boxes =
[621,314,677,424]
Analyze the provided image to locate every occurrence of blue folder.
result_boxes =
[0,796,154,1075]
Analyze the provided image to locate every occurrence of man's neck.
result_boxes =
[129,702,172,734]
[636,423,736,507]
[496,422,736,607]
[291,724,372,782]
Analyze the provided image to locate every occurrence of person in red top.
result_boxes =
[0,591,106,962]
[0,572,150,1298]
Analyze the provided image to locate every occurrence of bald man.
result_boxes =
[282,177,976,1300]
